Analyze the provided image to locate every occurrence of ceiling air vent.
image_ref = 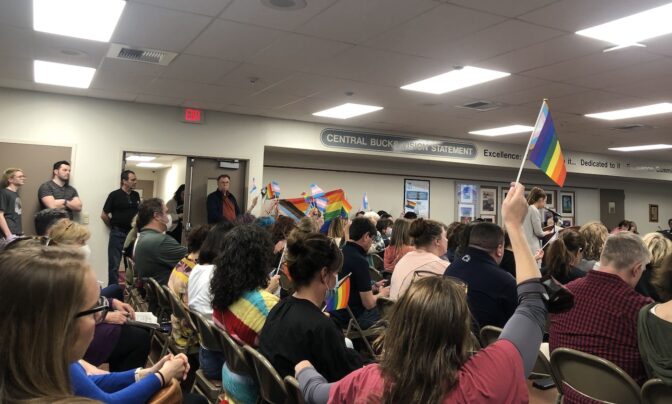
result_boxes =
[456,100,502,112]
[106,43,177,66]
[610,124,653,131]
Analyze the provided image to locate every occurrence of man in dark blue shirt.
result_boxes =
[445,222,517,329]
[332,217,390,329]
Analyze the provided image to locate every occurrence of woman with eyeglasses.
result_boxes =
[296,183,548,404]
[259,233,365,382]
[543,229,586,285]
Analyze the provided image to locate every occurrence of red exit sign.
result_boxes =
[182,108,204,124]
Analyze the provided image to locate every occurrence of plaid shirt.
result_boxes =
[549,270,652,403]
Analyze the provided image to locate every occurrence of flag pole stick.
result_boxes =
[515,99,548,184]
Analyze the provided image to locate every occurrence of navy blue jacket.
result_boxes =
[445,247,517,329]
[206,190,240,224]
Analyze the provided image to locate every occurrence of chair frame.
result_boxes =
[550,347,642,404]
[243,345,288,404]
[284,375,305,404]
[642,378,672,404]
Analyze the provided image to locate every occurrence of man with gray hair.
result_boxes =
[550,231,652,402]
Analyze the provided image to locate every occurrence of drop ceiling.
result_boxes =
[1,0,672,160]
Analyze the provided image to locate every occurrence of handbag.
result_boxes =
[148,378,182,404]
[540,273,575,314]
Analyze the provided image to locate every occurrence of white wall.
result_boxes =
[0,87,669,282]
[156,158,187,202]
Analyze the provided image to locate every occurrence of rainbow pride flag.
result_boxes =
[528,100,567,187]
[325,276,350,311]
[264,181,280,199]
[278,189,352,222]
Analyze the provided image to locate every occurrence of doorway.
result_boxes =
[184,157,249,232]
[600,188,625,231]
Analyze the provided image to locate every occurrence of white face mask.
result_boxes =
[164,214,175,232]
[79,244,91,260]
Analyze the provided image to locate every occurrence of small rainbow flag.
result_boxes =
[405,200,417,210]
[362,192,369,211]
[325,276,350,311]
[264,181,280,199]
[527,100,567,187]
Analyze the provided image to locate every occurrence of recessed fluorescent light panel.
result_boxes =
[585,103,672,120]
[34,60,96,88]
[401,66,510,95]
[136,162,164,168]
[126,155,156,162]
[469,125,534,137]
[312,103,383,119]
[576,2,672,47]
[33,0,126,42]
[608,144,672,152]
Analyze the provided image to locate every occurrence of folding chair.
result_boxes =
[161,285,198,355]
[479,325,502,347]
[243,345,288,404]
[214,325,254,378]
[344,306,383,358]
[146,278,172,364]
[186,309,223,404]
[368,267,383,282]
[284,376,305,404]
[370,254,385,272]
[550,347,642,404]
[642,378,672,404]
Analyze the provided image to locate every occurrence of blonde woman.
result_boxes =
[0,168,26,245]
[577,221,609,272]
[636,232,672,301]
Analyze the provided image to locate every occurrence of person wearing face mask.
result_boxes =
[259,232,366,382]
[134,198,187,285]
[445,222,517,329]
[376,218,393,249]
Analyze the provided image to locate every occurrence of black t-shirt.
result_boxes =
[259,296,365,382]
[102,189,141,232]
[336,242,373,318]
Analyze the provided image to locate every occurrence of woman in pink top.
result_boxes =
[389,218,449,299]
[383,218,414,272]
[295,183,548,404]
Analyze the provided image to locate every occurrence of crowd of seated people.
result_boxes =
[3,177,672,404]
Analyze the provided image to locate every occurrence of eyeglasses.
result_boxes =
[75,296,109,324]
[7,235,56,247]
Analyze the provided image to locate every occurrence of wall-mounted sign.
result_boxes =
[320,128,476,159]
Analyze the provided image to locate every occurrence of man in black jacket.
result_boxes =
[206,174,240,224]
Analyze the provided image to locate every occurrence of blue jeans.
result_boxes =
[107,227,127,285]
[199,347,225,380]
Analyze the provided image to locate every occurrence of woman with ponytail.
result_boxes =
[259,232,365,382]
[543,229,586,284]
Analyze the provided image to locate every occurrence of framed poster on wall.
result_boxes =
[404,179,430,218]
[480,186,497,215]
[545,190,556,210]
[560,191,575,216]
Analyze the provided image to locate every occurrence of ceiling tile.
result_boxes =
[221,0,336,31]
[447,0,556,18]
[316,46,448,87]
[32,31,109,68]
[456,75,547,100]
[570,58,672,90]
[0,57,33,82]
[0,26,33,59]
[236,90,306,109]
[215,63,297,90]
[296,0,439,44]
[160,54,239,84]
[99,57,165,77]
[249,33,353,72]
[184,19,281,61]
[0,0,31,29]
[136,94,185,106]
[364,4,505,59]
[522,49,662,82]
[479,34,603,74]
[133,0,233,16]
[433,20,565,64]
[607,76,672,100]
[142,78,254,103]
[0,77,34,91]
[531,90,646,116]
[90,66,156,93]
[112,2,212,52]
[490,81,587,106]
[518,0,672,32]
